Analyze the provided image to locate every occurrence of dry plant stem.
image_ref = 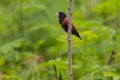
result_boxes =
[68,0,73,80]
[19,0,23,34]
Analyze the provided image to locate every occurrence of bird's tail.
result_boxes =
[72,30,82,40]
[77,33,82,40]
[77,34,82,40]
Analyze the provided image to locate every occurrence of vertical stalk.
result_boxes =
[19,0,23,34]
[68,0,73,80]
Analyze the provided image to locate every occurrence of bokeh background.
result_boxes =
[0,0,120,80]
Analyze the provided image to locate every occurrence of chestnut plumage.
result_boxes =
[56,12,82,40]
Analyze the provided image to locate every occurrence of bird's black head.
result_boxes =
[56,12,67,23]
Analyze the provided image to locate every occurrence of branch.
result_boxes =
[68,0,73,80]
[19,0,23,34]
[107,50,116,65]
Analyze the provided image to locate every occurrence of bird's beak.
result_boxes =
[56,12,59,16]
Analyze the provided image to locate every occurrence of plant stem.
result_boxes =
[68,0,73,80]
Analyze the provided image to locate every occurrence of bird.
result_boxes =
[56,12,82,40]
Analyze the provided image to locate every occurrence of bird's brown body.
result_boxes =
[56,12,82,40]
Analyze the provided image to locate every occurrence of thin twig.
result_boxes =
[68,0,73,80]
[19,0,23,34]
[80,62,120,80]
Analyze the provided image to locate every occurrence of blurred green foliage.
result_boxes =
[0,0,120,80]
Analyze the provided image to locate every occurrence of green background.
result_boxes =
[0,0,120,80]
